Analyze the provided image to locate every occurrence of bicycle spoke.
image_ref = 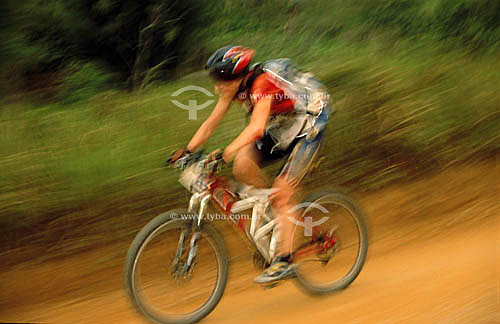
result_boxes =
[125,215,228,324]
[291,192,368,294]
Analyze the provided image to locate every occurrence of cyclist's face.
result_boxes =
[214,78,242,99]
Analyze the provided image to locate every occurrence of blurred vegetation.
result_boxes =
[0,0,194,93]
[0,0,499,249]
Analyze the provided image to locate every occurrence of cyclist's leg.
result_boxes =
[271,177,296,256]
[274,131,323,252]
[254,132,323,283]
[233,130,291,189]
[232,143,269,188]
[277,131,323,187]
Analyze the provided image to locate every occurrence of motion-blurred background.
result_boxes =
[0,1,498,323]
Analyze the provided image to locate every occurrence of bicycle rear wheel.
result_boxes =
[124,209,228,324]
[291,191,368,294]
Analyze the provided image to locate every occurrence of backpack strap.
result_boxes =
[238,63,263,94]
[236,63,264,113]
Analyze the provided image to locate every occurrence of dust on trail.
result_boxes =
[1,161,499,323]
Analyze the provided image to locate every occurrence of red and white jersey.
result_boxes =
[248,72,295,115]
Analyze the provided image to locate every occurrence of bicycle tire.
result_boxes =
[124,209,228,324]
[292,190,368,295]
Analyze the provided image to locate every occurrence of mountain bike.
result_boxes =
[124,150,368,324]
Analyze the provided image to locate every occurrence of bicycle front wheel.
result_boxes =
[124,209,228,324]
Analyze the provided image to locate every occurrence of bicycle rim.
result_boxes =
[129,218,225,324]
[291,192,367,293]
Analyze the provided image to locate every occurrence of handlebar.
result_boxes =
[169,149,225,173]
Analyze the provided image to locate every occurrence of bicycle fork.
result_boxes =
[174,193,210,274]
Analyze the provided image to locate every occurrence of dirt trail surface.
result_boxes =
[1,162,499,323]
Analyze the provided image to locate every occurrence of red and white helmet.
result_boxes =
[205,45,255,80]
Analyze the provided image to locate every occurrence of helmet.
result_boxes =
[205,45,255,81]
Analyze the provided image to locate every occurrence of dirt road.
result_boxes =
[1,162,499,323]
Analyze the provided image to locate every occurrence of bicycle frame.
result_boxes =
[176,154,331,266]
[187,182,280,263]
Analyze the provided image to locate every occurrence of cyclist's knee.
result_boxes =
[232,151,249,182]
[232,144,264,184]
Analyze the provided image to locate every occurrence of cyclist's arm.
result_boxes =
[223,97,271,162]
[186,96,233,151]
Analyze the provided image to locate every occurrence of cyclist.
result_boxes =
[170,45,330,283]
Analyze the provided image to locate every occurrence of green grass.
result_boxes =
[0,79,247,227]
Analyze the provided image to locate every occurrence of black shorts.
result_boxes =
[255,131,323,187]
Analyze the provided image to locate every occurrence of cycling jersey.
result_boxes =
[236,61,331,186]
[249,73,295,115]
[241,70,308,152]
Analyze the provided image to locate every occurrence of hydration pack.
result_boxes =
[247,59,331,151]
